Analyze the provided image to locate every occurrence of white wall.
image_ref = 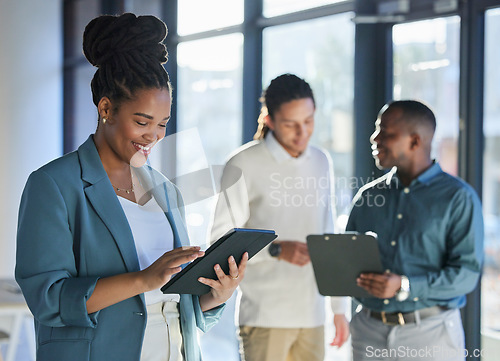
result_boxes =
[0,0,63,277]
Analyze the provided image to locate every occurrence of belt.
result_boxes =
[366,306,447,326]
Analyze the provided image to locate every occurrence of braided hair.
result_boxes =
[83,13,171,110]
[254,73,315,140]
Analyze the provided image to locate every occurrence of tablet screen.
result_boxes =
[161,228,277,295]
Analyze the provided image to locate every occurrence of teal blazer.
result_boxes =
[15,136,223,361]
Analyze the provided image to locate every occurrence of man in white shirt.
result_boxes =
[210,74,350,361]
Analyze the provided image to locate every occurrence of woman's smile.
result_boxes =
[132,141,157,156]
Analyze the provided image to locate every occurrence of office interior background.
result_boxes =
[0,0,499,360]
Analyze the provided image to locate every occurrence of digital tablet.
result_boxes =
[306,233,384,298]
[161,228,277,295]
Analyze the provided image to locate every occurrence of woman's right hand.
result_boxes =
[87,246,205,314]
[140,246,205,292]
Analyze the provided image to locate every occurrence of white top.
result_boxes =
[118,196,180,305]
[210,132,350,328]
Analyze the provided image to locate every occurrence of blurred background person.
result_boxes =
[210,73,350,361]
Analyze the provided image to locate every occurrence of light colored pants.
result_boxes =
[351,307,465,361]
[141,302,183,361]
[238,325,324,361]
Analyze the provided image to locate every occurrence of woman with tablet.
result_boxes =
[15,13,246,361]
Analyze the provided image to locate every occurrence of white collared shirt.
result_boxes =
[209,132,349,328]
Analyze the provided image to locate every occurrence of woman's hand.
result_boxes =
[87,246,204,314]
[198,252,248,312]
[140,246,205,292]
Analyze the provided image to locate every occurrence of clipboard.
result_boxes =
[306,233,384,298]
[161,228,277,295]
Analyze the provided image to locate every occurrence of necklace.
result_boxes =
[111,171,136,194]
[112,184,135,194]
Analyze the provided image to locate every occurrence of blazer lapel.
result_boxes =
[78,136,140,273]
[164,191,189,248]
[84,184,140,272]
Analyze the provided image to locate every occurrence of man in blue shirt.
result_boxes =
[346,100,483,361]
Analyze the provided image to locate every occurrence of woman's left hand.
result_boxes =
[198,252,248,312]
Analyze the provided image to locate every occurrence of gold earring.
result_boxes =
[102,117,107,124]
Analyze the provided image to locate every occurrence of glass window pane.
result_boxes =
[178,0,243,35]
[127,0,161,17]
[176,34,243,361]
[482,7,500,344]
[263,13,355,226]
[264,14,354,361]
[393,16,460,176]
[264,0,347,18]
[176,34,243,243]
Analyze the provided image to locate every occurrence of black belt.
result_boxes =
[366,306,447,326]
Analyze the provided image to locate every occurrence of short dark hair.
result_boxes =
[83,13,171,108]
[386,100,436,132]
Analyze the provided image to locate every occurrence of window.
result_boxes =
[393,16,461,176]
[482,6,500,344]
[264,0,348,18]
[126,0,161,16]
[178,0,243,35]
[176,33,243,244]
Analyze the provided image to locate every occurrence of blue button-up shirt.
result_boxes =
[346,163,484,312]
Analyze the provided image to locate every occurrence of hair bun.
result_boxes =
[83,13,168,68]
